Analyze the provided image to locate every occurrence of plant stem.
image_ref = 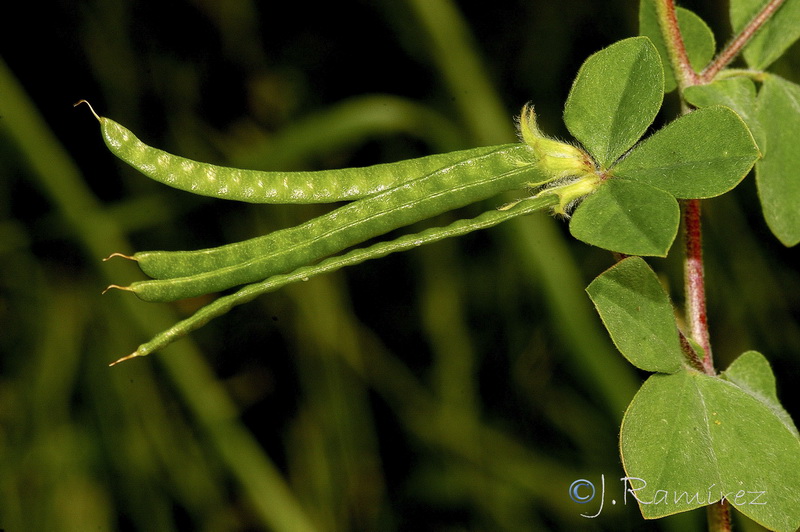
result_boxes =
[655,2,731,528]
[655,0,700,89]
[707,499,733,532]
[700,0,787,82]
[683,199,714,376]
[655,0,716,372]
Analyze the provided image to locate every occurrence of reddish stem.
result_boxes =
[685,199,729,532]
[701,0,788,82]
[707,498,733,532]
[684,199,714,375]
[657,0,700,88]
[653,2,780,528]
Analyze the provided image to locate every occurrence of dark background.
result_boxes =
[1,1,798,530]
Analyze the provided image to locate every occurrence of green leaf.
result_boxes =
[569,179,679,257]
[721,350,799,437]
[621,371,800,531]
[684,77,765,150]
[731,0,800,70]
[586,257,684,373]
[756,74,800,246]
[564,36,664,168]
[639,1,717,92]
[613,106,760,199]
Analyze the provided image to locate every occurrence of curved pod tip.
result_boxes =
[103,252,137,262]
[108,351,142,367]
[102,284,134,295]
[74,99,101,122]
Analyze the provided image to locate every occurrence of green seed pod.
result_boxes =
[81,99,514,204]
[118,145,548,302]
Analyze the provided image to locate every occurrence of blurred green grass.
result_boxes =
[0,1,798,531]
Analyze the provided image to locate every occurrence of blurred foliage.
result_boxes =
[0,1,798,531]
